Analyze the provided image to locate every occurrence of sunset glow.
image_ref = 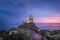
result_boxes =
[34,16,60,23]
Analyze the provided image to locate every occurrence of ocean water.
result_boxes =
[36,23,60,31]
[0,23,60,31]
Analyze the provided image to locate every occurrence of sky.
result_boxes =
[0,0,60,30]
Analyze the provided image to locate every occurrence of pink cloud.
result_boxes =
[34,16,60,23]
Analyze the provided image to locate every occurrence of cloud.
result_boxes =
[34,14,60,23]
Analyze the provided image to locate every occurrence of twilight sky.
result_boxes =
[0,0,60,30]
